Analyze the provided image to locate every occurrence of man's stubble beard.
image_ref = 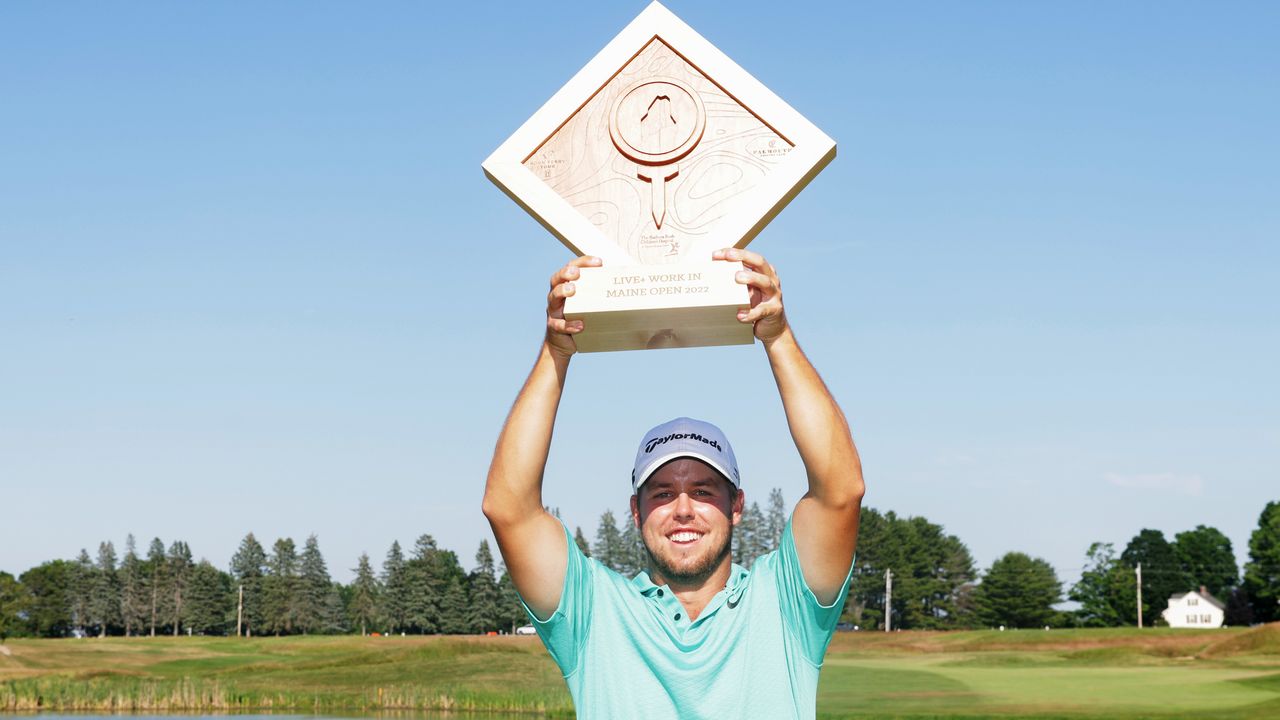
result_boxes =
[643,525,734,586]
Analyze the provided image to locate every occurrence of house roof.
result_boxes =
[1168,590,1226,610]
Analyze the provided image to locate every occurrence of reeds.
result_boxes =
[1,675,570,715]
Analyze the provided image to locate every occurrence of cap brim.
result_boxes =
[633,451,737,491]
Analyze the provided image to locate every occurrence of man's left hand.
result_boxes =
[713,247,789,344]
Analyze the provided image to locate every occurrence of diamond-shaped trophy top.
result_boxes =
[484,1,834,265]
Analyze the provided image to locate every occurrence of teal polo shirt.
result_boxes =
[524,519,851,719]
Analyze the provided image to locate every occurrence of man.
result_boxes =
[483,247,864,719]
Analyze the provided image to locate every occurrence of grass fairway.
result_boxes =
[818,626,1280,718]
[1,625,1278,717]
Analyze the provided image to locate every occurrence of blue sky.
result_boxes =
[2,1,1277,589]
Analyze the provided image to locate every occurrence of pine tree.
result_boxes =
[185,561,232,635]
[263,538,300,635]
[406,535,443,633]
[69,549,93,635]
[381,541,409,634]
[89,541,121,636]
[438,576,470,634]
[167,541,194,636]
[430,547,467,633]
[297,535,332,634]
[467,541,503,634]
[229,533,267,637]
[974,552,1061,628]
[934,531,977,627]
[574,527,592,558]
[619,518,646,577]
[845,508,976,630]
[594,510,625,573]
[320,583,348,634]
[845,509,887,629]
[119,535,148,636]
[735,502,768,566]
[145,537,168,637]
[765,488,786,553]
[349,553,380,636]
[497,565,526,632]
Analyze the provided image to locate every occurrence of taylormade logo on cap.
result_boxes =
[632,417,740,492]
[644,432,722,455]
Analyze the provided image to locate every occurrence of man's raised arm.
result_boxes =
[482,255,601,620]
[714,247,865,604]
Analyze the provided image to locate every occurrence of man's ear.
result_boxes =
[630,494,641,528]
[731,488,745,526]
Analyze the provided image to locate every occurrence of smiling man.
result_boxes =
[483,248,864,719]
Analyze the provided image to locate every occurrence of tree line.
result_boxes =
[2,497,1278,639]
[0,489,791,640]
[0,532,527,640]
[845,499,1280,630]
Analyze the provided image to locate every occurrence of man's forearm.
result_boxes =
[764,329,863,506]
[483,342,572,523]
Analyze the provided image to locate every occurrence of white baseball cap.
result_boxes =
[631,417,741,492]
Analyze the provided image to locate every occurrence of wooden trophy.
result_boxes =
[483,1,835,352]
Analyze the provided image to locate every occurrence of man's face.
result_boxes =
[631,457,744,586]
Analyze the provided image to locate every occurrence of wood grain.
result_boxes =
[525,37,793,266]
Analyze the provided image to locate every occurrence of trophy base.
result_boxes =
[564,261,753,353]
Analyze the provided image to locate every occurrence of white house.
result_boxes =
[1162,586,1225,628]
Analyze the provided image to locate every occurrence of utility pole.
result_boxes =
[1136,563,1143,629]
[236,584,244,637]
[885,569,893,632]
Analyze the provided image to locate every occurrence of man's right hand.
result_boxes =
[546,256,602,359]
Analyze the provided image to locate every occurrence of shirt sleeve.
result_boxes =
[518,522,594,676]
[771,516,854,666]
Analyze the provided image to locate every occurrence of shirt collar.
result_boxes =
[631,570,659,594]
[631,563,750,596]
